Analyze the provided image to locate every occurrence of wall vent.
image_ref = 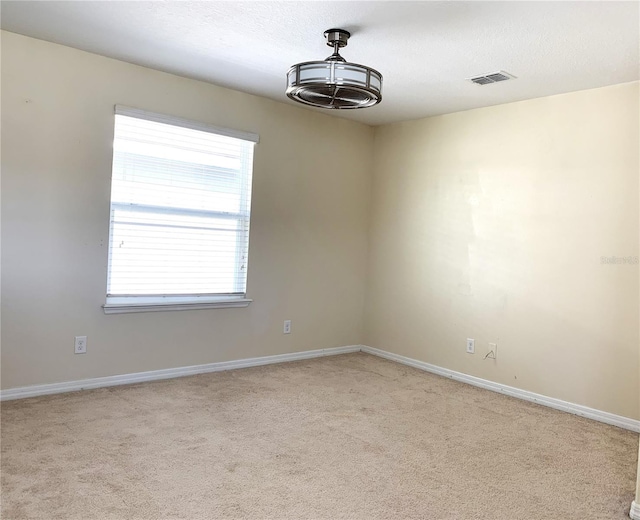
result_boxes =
[468,71,516,85]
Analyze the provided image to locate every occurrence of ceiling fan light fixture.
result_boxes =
[286,28,383,110]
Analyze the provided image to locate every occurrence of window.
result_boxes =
[103,106,258,314]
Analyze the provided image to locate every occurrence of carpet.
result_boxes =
[1,352,638,519]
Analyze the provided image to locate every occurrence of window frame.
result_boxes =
[103,106,258,314]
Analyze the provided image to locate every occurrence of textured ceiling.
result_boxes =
[1,1,638,126]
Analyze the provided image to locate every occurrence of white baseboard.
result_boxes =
[0,345,361,401]
[3,344,639,434]
[631,500,640,520]
[361,345,640,433]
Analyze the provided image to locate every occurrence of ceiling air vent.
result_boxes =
[468,71,516,85]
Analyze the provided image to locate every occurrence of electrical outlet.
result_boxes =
[487,343,498,360]
[466,338,475,354]
[74,336,87,354]
[283,320,291,334]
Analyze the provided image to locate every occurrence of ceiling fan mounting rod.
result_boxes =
[324,28,350,63]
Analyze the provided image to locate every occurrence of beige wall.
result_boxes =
[2,32,638,425]
[365,82,640,420]
[0,31,373,389]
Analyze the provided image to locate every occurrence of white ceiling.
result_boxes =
[1,1,638,126]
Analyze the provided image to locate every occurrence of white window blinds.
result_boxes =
[106,106,257,310]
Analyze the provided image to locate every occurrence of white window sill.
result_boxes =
[103,296,252,314]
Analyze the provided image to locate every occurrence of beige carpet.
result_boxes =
[1,352,638,519]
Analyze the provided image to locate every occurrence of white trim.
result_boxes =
[103,298,253,314]
[0,345,361,401]
[361,346,640,433]
[115,105,259,143]
[2,344,638,434]
[631,501,640,520]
